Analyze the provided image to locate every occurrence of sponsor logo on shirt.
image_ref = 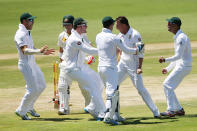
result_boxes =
[62,37,67,42]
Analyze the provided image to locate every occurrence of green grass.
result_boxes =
[1,101,197,131]
[0,0,197,54]
[0,0,197,130]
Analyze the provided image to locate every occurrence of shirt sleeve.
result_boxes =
[71,40,98,55]
[15,33,27,47]
[135,33,144,58]
[57,33,64,47]
[165,38,186,63]
[114,36,136,54]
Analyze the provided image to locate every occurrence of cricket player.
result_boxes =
[96,16,144,125]
[57,15,74,115]
[57,15,104,115]
[59,17,106,119]
[115,16,160,120]
[159,17,192,117]
[14,13,55,120]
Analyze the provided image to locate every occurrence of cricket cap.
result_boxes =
[20,13,36,23]
[63,15,74,26]
[166,17,182,27]
[102,16,115,27]
[73,17,87,29]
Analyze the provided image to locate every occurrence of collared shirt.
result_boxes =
[118,27,143,69]
[96,28,136,68]
[61,30,97,70]
[14,24,35,63]
[165,29,192,71]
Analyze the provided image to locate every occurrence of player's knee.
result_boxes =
[163,83,173,91]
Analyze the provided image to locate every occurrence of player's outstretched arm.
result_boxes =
[21,45,55,55]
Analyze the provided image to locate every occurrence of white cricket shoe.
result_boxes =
[113,113,125,122]
[153,110,161,118]
[104,117,119,125]
[84,108,98,119]
[58,109,70,115]
[28,109,40,117]
[15,111,31,120]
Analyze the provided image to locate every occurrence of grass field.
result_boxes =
[0,0,197,130]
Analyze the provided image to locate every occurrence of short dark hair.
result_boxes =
[116,16,130,27]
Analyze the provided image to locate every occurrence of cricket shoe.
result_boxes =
[104,117,119,125]
[84,108,98,119]
[160,110,176,117]
[175,108,185,116]
[113,113,125,122]
[28,109,40,117]
[15,111,31,120]
[153,110,161,118]
[58,109,70,115]
[96,112,105,121]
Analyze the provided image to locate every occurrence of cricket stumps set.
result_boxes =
[53,61,59,109]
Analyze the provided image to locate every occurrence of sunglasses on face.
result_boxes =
[28,19,34,22]
[78,24,87,27]
[168,22,175,26]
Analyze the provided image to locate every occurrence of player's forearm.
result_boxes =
[21,45,42,55]
[59,47,63,58]
[138,58,143,69]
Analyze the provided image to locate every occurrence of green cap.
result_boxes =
[20,13,36,22]
[63,15,74,26]
[73,17,87,29]
[166,17,182,26]
[102,16,115,27]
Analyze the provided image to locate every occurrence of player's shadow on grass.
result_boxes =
[120,117,178,125]
[31,117,83,122]
[70,112,89,115]
[182,114,197,118]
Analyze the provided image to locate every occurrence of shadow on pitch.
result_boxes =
[181,114,197,118]
[119,116,178,125]
[31,117,83,122]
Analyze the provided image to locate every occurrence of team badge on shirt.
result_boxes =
[129,35,131,40]
[62,37,67,42]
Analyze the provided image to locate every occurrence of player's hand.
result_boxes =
[137,68,143,74]
[162,68,168,74]
[40,45,48,53]
[43,48,55,55]
[159,56,165,63]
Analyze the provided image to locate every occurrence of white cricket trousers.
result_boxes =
[79,64,105,110]
[66,68,105,114]
[16,61,46,115]
[163,66,192,111]
[118,62,159,114]
[98,66,118,117]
